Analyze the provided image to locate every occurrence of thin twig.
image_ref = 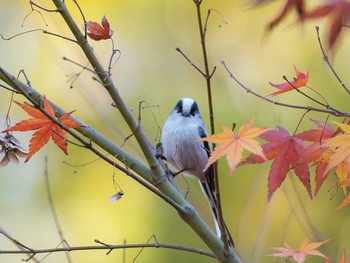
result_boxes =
[221,60,350,117]
[62,57,94,74]
[0,29,77,43]
[175,47,205,77]
[72,0,87,38]
[133,234,158,262]
[29,0,58,13]
[193,0,231,252]
[107,38,121,77]
[0,84,20,93]
[315,26,350,95]
[203,9,228,39]
[44,156,73,263]
[0,241,215,259]
[281,76,331,109]
[0,227,40,263]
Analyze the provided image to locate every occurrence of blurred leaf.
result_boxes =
[263,0,305,29]
[269,237,330,263]
[303,0,350,50]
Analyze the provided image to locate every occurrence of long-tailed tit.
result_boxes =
[161,98,233,246]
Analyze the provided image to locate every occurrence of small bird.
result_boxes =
[161,98,233,246]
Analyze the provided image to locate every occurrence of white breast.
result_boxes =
[161,113,208,181]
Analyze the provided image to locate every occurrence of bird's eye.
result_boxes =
[177,106,183,113]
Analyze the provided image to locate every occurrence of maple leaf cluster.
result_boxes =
[204,66,350,207]
[255,0,350,50]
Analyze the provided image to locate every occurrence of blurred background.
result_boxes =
[1,0,350,262]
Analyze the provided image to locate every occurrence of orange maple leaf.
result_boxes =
[3,96,81,162]
[268,65,309,97]
[242,126,311,201]
[87,15,114,41]
[269,237,330,263]
[200,115,271,176]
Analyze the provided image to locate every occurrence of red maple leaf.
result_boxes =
[295,120,334,195]
[302,0,350,50]
[87,15,114,41]
[257,0,305,29]
[243,127,311,201]
[3,96,81,162]
[268,65,309,97]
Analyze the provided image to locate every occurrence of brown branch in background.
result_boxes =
[0,239,215,259]
[175,47,205,77]
[107,38,121,77]
[315,26,350,95]
[44,156,72,263]
[72,0,88,38]
[0,29,77,44]
[63,56,95,73]
[193,0,231,252]
[0,227,40,263]
[221,60,350,117]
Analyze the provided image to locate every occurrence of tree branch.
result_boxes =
[221,61,350,117]
[193,0,231,252]
[0,241,215,259]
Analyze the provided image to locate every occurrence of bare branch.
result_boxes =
[221,60,350,117]
[0,227,40,263]
[315,26,350,95]
[0,240,215,259]
[175,47,205,77]
[44,156,72,263]
[0,29,77,43]
[193,0,232,252]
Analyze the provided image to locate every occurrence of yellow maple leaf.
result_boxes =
[335,161,350,195]
[200,115,271,175]
[323,122,350,177]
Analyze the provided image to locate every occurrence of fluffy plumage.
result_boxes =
[162,98,234,247]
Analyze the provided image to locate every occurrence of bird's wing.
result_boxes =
[198,126,215,192]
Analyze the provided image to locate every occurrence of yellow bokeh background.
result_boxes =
[1,0,350,262]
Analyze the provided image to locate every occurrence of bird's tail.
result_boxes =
[199,181,235,247]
